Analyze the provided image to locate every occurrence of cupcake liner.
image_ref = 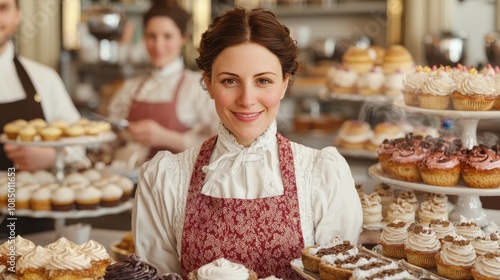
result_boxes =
[472,268,498,280]
[404,249,436,268]
[462,167,500,189]
[419,166,460,187]
[417,94,451,110]
[389,161,422,182]
[381,243,406,259]
[436,262,473,280]
[403,90,419,106]
[451,93,495,111]
[493,97,500,110]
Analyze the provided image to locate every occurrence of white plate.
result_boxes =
[368,164,500,196]
[290,259,320,280]
[393,99,500,119]
[0,131,116,147]
[0,200,133,219]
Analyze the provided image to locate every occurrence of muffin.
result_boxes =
[435,237,475,280]
[356,66,385,95]
[419,152,461,186]
[402,65,429,106]
[336,120,373,149]
[342,46,374,74]
[461,145,500,189]
[16,245,53,280]
[381,45,414,74]
[3,122,23,140]
[471,233,500,256]
[387,198,415,224]
[18,125,37,142]
[50,119,70,130]
[418,201,449,225]
[78,239,112,278]
[472,252,500,280]
[100,184,124,207]
[64,125,86,137]
[365,121,405,152]
[28,118,48,132]
[75,186,102,210]
[452,69,496,111]
[51,186,76,211]
[360,193,383,229]
[417,68,455,109]
[30,187,53,211]
[187,258,258,280]
[40,126,63,141]
[404,224,441,268]
[379,220,409,259]
[45,247,94,280]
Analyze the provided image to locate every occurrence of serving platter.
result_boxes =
[393,99,500,119]
[0,131,116,148]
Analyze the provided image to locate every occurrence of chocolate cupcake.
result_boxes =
[104,253,158,280]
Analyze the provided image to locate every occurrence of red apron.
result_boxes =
[127,71,189,158]
[180,133,305,279]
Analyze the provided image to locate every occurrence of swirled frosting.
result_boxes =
[397,190,419,212]
[197,258,250,280]
[403,66,428,91]
[424,193,448,204]
[429,219,456,240]
[439,237,476,266]
[0,235,35,255]
[404,225,441,252]
[377,138,403,156]
[421,70,456,96]
[45,237,78,253]
[45,247,92,270]
[104,253,158,280]
[78,239,110,261]
[421,152,460,169]
[333,67,358,88]
[465,146,500,170]
[474,252,500,278]
[16,245,53,270]
[357,66,385,90]
[457,73,496,95]
[471,233,500,255]
[391,143,425,163]
[380,221,408,245]
[455,217,485,240]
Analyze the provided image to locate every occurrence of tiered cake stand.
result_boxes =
[369,100,500,232]
[0,132,133,237]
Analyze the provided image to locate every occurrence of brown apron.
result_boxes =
[180,133,305,279]
[0,56,45,170]
[127,71,189,158]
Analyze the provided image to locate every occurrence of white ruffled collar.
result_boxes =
[201,121,282,198]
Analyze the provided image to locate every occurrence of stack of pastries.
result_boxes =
[376,133,500,188]
[402,64,500,111]
[2,118,111,142]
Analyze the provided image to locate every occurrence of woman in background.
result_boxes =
[133,6,362,279]
[108,0,217,158]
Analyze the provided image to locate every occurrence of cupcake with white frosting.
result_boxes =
[114,176,134,201]
[16,187,31,209]
[78,239,112,277]
[429,219,456,242]
[32,170,56,184]
[187,258,258,280]
[379,220,409,259]
[100,184,123,207]
[81,169,102,183]
[418,200,449,225]
[16,245,54,279]
[387,198,415,224]
[455,217,485,240]
[75,186,102,210]
[471,233,500,256]
[402,65,429,106]
[45,237,79,253]
[472,252,500,280]
[397,190,419,212]
[418,68,455,109]
[404,224,441,268]
[30,187,53,211]
[452,69,497,111]
[0,235,35,266]
[435,236,475,280]
[45,247,94,279]
[51,186,75,211]
[360,193,383,229]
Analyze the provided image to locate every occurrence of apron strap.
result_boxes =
[13,56,38,100]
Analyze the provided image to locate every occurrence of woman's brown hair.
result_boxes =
[196,7,298,82]
[143,0,191,36]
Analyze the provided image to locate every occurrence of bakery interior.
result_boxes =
[2,0,500,278]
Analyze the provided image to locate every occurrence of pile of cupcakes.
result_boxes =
[2,117,111,142]
[0,169,134,211]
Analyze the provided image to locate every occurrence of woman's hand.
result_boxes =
[4,144,56,171]
[128,119,168,148]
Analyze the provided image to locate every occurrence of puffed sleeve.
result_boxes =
[132,154,181,274]
[312,147,363,245]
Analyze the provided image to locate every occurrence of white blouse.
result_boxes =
[107,57,218,148]
[133,121,363,274]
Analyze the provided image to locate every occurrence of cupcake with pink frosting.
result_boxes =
[389,142,426,182]
[419,152,461,187]
[461,145,500,189]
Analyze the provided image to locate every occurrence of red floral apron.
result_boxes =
[181,133,304,279]
[127,71,189,158]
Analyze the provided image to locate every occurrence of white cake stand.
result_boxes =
[372,101,500,230]
[0,131,116,183]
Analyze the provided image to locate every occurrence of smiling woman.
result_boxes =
[132,6,363,280]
